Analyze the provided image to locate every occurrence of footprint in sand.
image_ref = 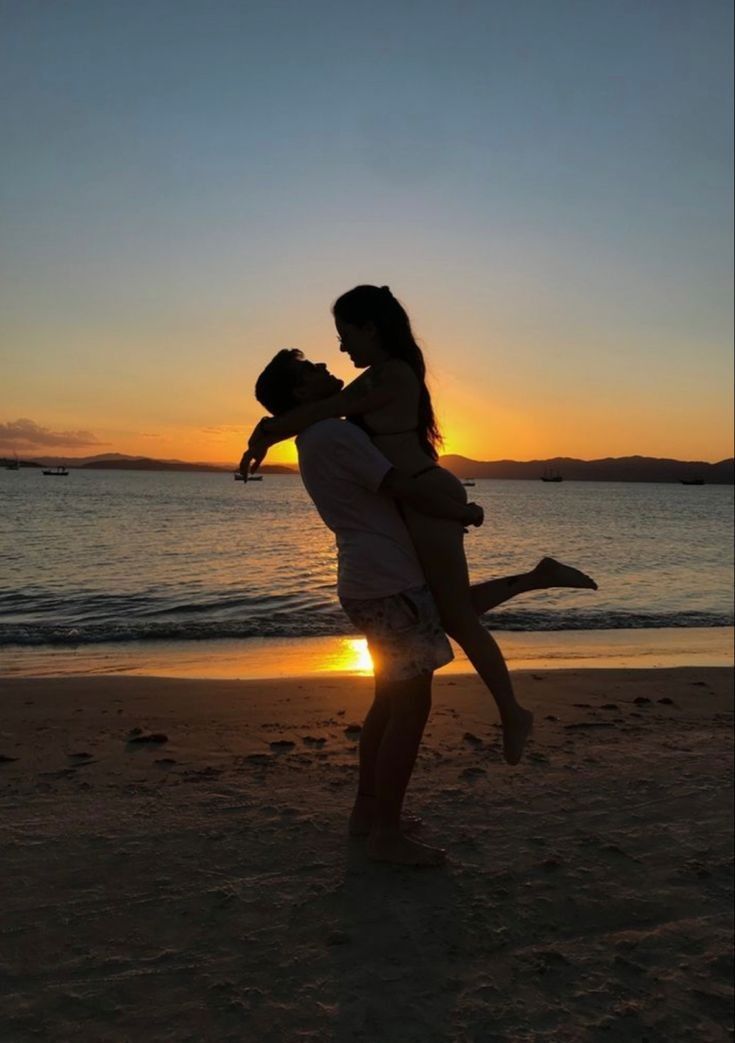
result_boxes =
[460,766,486,780]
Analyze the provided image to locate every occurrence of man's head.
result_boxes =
[255,349,344,415]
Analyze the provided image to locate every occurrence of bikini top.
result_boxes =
[348,415,418,437]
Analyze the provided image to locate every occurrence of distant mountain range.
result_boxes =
[3,452,733,483]
[4,453,295,474]
[437,455,735,483]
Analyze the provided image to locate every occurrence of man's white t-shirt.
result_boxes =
[295,419,425,600]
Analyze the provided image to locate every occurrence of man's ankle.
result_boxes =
[371,818,402,838]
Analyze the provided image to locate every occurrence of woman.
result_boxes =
[244,284,533,764]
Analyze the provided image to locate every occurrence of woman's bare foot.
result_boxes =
[501,707,534,765]
[367,831,446,866]
[534,556,597,590]
[349,811,422,837]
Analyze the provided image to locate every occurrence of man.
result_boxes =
[244,350,596,867]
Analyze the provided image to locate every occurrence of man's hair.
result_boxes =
[255,348,305,415]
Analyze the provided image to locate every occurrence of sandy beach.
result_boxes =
[1,666,733,1042]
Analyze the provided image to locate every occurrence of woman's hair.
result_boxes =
[332,284,442,460]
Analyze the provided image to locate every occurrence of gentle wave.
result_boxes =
[1,609,732,647]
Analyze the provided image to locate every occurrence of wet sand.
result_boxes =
[1,667,733,1041]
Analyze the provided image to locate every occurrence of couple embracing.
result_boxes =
[240,284,596,867]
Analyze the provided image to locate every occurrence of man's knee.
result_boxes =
[389,673,433,718]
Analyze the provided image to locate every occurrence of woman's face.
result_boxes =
[335,317,384,368]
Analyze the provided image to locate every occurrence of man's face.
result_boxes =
[292,358,344,403]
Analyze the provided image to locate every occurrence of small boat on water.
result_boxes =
[462,479,475,487]
[680,477,705,485]
[540,467,563,482]
[42,466,69,476]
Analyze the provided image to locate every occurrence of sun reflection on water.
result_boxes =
[322,637,374,675]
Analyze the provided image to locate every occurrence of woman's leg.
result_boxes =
[403,503,533,765]
[470,557,597,615]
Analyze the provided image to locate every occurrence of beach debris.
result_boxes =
[572,703,592,708]
[658,697,676,705]
[462,732,484,747]
[343,724,362,737]
[302,736,327,747]
[632,696,652,705]
[155,757,177,765]
[326,930,351,946]
[269,740,295,751]
[564,721,615,730]
[127,732,169,745]
[600,703,620,710]
[544,714,558,721]
[541,857,563,872]
[0,754,19,763]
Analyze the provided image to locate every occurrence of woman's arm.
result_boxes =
[264,368,399,440]
[240,361,413,478]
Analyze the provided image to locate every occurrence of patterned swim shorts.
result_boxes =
[339,585,454,682]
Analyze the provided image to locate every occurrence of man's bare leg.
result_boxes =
[470,557,597,615]
[350,682,424,837]
[364,672,446,866]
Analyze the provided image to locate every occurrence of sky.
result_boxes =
[1,0,733,465]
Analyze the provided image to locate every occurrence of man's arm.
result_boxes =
[380,469,483,527]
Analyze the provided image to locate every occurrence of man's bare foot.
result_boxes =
[367,831,446,867]
[501,707,534,766]
[534,556,597,590]
[349,812,422,838]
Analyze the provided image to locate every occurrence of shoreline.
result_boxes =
[2,625,732,679]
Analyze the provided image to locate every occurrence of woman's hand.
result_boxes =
[463,502,484,528]
[239,418,276,480]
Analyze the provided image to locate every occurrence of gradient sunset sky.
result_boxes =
[2,0,733,466]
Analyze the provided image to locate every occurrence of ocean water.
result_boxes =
[0,470,732,648]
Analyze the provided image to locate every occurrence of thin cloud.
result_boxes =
[0,418,108,449]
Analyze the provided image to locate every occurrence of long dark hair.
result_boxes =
[332,284,442,460]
